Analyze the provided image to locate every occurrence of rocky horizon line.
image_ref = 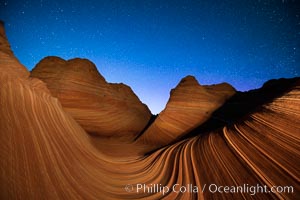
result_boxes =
[1,21,299,199]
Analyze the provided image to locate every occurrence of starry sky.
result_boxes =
[0,0,299,114]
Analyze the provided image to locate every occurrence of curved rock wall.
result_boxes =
[0,22,299,199]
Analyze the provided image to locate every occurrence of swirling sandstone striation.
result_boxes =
[1,22,299,199]
[136,75,236,148]
[30,56,151,138]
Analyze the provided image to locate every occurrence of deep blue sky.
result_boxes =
[0,0,299,114]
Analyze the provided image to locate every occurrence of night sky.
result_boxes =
[0,0,299,114]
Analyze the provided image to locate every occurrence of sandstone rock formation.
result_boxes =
[136,75,236,148]
[0,20,29,78]
[0,22,299,199]
[30,56,151,138]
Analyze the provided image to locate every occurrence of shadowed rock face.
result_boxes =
[30,56,152,138]
[1,22,299,199]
